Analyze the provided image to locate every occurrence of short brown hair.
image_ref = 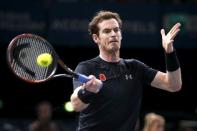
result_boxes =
[88,10,122,35]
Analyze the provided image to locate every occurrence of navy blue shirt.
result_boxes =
[73,56,157,131]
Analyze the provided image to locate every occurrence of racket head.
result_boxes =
[7,34,58,83]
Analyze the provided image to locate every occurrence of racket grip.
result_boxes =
[77,73,91,83]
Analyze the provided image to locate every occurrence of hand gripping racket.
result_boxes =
[7,34,91,83]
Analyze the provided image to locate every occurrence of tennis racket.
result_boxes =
[7,33,91,83]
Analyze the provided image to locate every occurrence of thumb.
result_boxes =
[160,29,165,38]
[88,75,95,80]
[85,75,95,85]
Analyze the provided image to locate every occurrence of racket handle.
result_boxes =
[77,73,91,83]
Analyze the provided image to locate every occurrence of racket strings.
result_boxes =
[12,37,56,81]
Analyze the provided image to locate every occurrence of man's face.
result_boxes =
[93,18,122,54]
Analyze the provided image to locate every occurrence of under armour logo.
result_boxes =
[125,74,132,80]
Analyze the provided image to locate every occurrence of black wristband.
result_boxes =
[165,50,180,72]
[78,88,97,104]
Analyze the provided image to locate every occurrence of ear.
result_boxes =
[92,34,99,44]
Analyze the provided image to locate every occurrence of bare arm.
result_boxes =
[70,75,102,112]
[70,86,89,112]
[151,69,182,92]
[151,23,182,92]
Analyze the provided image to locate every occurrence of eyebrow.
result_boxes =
[102,27,120,32]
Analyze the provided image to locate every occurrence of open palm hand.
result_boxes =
[160,23,181,53]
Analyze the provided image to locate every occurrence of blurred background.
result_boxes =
[0,0,197,130]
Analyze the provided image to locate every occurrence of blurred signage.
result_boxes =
[47,3,160,48]
[0,2,197,48]
[0,0,46,44]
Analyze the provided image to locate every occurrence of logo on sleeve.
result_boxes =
[99,73,106,81]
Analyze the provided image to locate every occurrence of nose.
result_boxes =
[110,30,116,36]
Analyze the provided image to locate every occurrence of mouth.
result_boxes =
[109,40,118,44]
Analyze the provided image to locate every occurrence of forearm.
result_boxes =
[70,86,89,112]
[165,50,182,91]
[71,75,102,112]
[166,68,182,91]
[151,50,182,92]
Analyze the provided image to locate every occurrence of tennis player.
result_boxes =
[70,10,182,131]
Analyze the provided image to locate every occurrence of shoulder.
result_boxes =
[77,57,101,67]
[74,57,101,73]
[123,58,151,73]
[124,58,146,67]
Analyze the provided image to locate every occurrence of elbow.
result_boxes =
[169,85,181,92]
[168,82,182,92]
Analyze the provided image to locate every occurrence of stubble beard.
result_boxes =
[103,43,120,55]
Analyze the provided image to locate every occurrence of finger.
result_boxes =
[83,75,94,85]
[160,29,165,38]
[169,23,180,34]
[170,23,181,35]
[171,25,181,36]
[85,78,94,86]
[171,29,180,40]
[88,75,95,79]
[82,83,86,88]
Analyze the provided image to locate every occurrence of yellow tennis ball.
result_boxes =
[36,53,53,67]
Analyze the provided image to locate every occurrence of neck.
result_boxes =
[99,51,120,62]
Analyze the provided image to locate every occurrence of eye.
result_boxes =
[114,27,120,33]
[103,29,111,34]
